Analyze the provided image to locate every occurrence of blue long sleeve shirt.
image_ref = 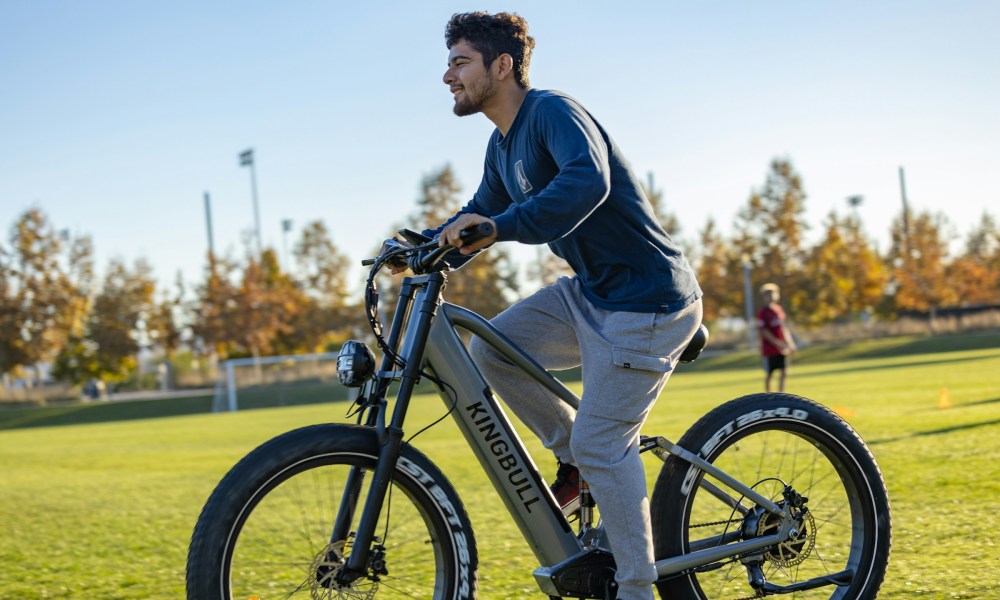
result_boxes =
[429,89,701,314]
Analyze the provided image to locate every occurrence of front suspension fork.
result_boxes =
[333,273,445,584]
[338,424,405,582]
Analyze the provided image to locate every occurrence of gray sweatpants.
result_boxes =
[469,277,703,600]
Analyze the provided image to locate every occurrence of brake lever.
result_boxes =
[362,222,494,271]
[381,238,411,269]
[361,238,437,268]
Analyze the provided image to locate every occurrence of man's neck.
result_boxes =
[483,87,530,137]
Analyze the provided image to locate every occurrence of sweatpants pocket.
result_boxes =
[585,347,674,423]
[611,347,673,373]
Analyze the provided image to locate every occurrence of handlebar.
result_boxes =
[359,221,494,365]
[362,222,495,274]
[414,222,494,271]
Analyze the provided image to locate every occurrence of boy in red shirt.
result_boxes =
[757,283,796,392]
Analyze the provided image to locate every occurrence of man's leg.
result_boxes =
[764,356,775,392]
[572,297,703,600]
[468,278,582,463]
[571,413,653,599]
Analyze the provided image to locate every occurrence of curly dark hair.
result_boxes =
[445,12,535,88]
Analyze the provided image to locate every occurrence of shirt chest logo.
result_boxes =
[514,160,533,194]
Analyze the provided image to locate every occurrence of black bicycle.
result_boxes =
[187,223,891,599]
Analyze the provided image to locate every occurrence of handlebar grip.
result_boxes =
[458,221,494,244]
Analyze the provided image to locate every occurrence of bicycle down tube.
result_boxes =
[423,300,583,567]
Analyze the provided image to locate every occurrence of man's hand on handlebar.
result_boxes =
[439,214,497,255]
[372,220,496,276]
[378,238,412,275]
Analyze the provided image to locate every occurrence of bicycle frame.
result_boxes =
[338,270,802,592]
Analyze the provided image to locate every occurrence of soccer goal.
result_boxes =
[212,352,342,412]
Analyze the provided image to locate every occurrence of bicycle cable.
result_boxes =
[707,476,786,545]
[363,239,440,369]
[366,370,460,562]
[361,239,464,556]
[364,251,405,369]
[405,368,459,444]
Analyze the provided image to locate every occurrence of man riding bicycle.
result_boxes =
[416,12,702,599]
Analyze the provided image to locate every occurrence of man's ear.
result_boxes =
[495,53,515,80]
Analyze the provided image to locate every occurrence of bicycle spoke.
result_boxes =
[654,396,889,600]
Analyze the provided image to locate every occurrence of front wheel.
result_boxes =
[651,393,891,600]
[186,423,479,599]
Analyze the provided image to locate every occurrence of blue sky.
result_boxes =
[2,1,998,293]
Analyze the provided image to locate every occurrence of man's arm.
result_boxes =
[780,324,797,354]
[759,328,781,346]
[490,96,611,245]
[423,138,512,231]
[758,310,793,354]
[420,139,513,267]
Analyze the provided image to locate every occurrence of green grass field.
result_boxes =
[1,334,998,599]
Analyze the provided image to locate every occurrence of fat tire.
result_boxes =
[651,393,890,600]
[186,423,479,599]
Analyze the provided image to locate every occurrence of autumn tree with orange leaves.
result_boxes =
[1,209,92,382]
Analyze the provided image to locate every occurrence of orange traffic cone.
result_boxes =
[834,405,856,418]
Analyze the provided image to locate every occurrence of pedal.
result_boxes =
[562,496,582,521]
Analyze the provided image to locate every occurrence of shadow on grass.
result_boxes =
[843,332,1000,359]
[957,396,1000,408]
[869,415,1000,446]
[0,384,357,431]
[685,332,1000,373]
[794,353,999,380]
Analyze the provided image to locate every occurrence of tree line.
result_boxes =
[2,158,998,391]
[692,159,998,326]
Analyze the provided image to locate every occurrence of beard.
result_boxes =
[452,74,497,117]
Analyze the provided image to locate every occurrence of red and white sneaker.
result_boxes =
[550,461,581,517]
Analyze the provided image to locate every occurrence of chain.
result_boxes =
[691,518,744,528]
[686,518,769,600]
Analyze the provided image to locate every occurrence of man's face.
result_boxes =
[443,40,497,117]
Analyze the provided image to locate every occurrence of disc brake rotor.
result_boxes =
[309,540,378,600]
[757,510,817,567]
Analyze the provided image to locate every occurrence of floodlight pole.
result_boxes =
[239,148,263,255]
[281,218,293,267]
[204,191,216,269]
[898,166,910,252]
[847,194,864,223]
[742,254,755,350]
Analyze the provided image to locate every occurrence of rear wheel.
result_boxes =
[651,394,890,600]
[186,424,478,599]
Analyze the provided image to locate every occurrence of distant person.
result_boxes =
[757,283,796,392]
[85,378,99,400]
[84,378,106,400]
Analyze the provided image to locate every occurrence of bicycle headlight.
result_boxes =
[337,340,375,387]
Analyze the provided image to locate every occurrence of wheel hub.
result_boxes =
[757,508,817,567]
[310,540,378,599]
